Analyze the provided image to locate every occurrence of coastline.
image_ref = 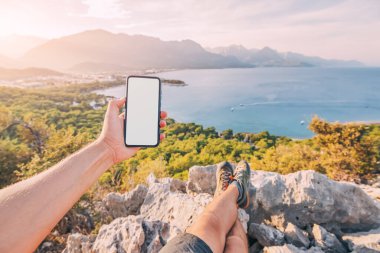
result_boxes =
[342,121,380,125]
[8,68,374,139]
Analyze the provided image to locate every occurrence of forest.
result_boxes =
[1,80,379,250]
[0,81,379,195]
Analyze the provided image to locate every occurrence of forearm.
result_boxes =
[0,140,114,253]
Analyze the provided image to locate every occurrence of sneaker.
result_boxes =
[234,160,251,208]
[214,161,234,197]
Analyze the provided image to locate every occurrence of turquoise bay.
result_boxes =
[97,67,380,138]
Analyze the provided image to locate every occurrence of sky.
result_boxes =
[0,0,379,65]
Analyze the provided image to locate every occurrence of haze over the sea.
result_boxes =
[0,0,379,66]
[98,67,380,138]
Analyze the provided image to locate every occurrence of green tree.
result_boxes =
[309,116,378,180]
[221,129,233,140]
[0,139,31,187]
[17,127,91,178]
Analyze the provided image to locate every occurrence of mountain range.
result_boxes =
[207,45,363,67]
[0,30,364,73]
[0,67,62,80]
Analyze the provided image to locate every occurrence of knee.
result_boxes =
[201,211,224,234]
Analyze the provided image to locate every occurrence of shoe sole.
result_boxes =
[242,190,250,209]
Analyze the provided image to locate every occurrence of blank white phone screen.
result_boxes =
[125,77,160,146]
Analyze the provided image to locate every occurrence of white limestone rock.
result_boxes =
[186,165,217,195]
[158,177,187,193]
[248,223,285,247]
[63,168,380,253]
[312,224,346,253]
[284,223,310,248]
[186,167,380,232]
[146,172,158,186]
[140,182,212,231]
[238,208,250,233]
[63,233,92,253]
[92,216,145,253]
[342,227,380,252]
[141,219,171,253]
[249,170,380,233]
[92,215,174,253]
[103,184,148,219]
[263,244,324,253]
[357,184,380,205]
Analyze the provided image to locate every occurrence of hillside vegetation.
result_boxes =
[0,82,379,193]
[0,67,62,80]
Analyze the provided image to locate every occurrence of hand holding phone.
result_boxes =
[124,76,162,147]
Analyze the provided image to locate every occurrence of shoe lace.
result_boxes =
[220,172,234,190]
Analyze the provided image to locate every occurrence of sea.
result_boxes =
[96,67,380,138]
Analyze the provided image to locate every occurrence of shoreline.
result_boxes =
[342,121,380,125]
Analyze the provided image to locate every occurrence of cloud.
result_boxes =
[80,0,130,19]
[0,0,379,64]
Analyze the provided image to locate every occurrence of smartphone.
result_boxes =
[124,76,161,147]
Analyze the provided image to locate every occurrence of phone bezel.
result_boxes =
[124,75,161,147]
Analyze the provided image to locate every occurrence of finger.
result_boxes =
[109,97,126,109]
[160,133,165,140]
[115,97,126,108]
[160,120,166,128]
[119,112,125,119]
[160,111,167,119]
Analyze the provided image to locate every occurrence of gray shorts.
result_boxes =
[160,233,213,253]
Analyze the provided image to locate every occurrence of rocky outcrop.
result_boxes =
[56,209,94,235]
[342,227,380,252]
[141,180,250,233]
[147,173,186,193]
[263,244,324,253]
[284,223,310,248]
[312,224,346,253]
[140,182,212,232]
[91,215,173,253]
[249,223,285,247]
[186,165,218,194]
[158,177,187,193]
[103,184,148,219]
[357,184,380,204]
[249,170,380,233]
[63,233,93,253]
[63,168,380,253]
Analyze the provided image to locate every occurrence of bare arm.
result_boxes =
[0,98,167,253]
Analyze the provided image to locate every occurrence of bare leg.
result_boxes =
[224,219,248,253]
[187,184,239,253]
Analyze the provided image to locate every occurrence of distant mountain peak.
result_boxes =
[20,30,249,72]
[260,46,277,53]
[207,45,364,67]
[76,29,113,36]
[1,29,364,72]
[89,29,110,33]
